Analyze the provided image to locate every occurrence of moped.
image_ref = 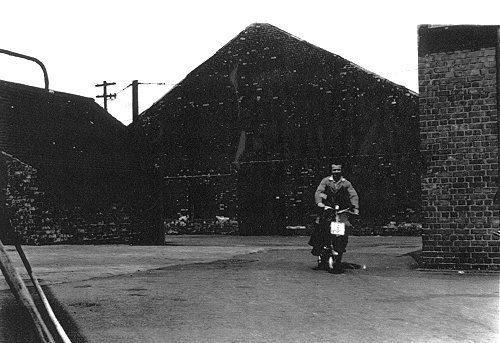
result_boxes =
[316,205,357,274]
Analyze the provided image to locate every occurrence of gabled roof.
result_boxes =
[215,23,417,94]
[136,23,418,150]
[139,22,416,121]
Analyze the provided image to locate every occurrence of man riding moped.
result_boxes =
[308,163,359,273]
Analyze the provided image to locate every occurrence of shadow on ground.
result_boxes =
[0,285,89,343]
[342,262,362,269]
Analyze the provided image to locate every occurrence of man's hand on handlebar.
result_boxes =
[317,203,332,210]
[336,208,359,215]
[318,203,358,214]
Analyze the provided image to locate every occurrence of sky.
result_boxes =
[1,0,499,125]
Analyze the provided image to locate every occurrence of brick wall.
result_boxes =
[1,152,42,242]
[1,151,151,244]
[418,25,500,270]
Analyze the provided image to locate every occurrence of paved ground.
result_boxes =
[0,236,498,343]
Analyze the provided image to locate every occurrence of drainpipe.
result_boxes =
[496,28,500,211]
[496,28,500,159]
[0,49,49,90]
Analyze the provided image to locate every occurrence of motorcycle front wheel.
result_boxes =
[327,256,335,271]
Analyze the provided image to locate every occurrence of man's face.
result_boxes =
[331,165,342,181]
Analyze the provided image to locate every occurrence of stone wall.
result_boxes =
[418,25,500,270]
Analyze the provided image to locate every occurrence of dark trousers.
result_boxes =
[308,211,349,255]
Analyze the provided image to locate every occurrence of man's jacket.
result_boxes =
[314,176,359,211]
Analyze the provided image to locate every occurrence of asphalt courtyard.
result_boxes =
[0,235,498,343]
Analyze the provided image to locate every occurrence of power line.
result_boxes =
[139,82,178,86]
[116,83,132,94]
[110,81,179,103]
[158,151,422,163]
[230,152,422,165]
[380,68,418,75]
[116,81,179,95]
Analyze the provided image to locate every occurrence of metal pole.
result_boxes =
[0,239,55,343]
[16,245,72,343]
[0,49,49,90]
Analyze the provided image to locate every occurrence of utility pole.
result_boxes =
[95,81,116,111]
[132,80,139,123]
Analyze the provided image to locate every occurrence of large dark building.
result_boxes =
[132,23,421,235]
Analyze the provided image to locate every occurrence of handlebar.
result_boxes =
[323,206,359,215]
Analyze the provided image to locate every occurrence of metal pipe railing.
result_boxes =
[0,49,49,89]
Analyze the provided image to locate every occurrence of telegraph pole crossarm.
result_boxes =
[95,81,116,111]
